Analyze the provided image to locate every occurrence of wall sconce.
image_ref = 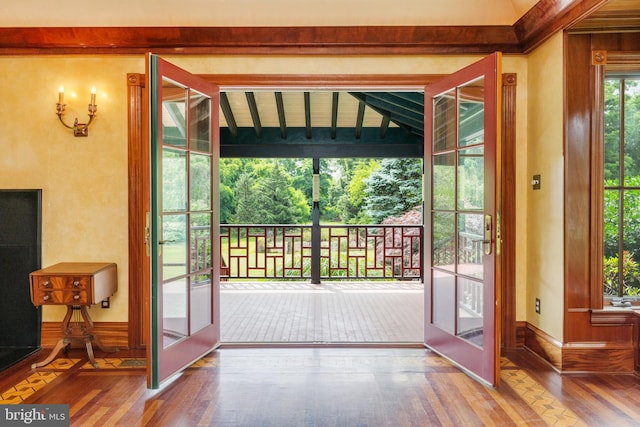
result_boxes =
[56,86,97,137]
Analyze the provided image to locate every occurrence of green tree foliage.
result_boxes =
[603,251,640,296]
[255,164,301,224]
[220,157,421,226]
[364,158,423,224]
[232,172,262,223]
[334,159,379,223]
[225,161,310,224]
[604,80,622,181]
[604,176,640,260]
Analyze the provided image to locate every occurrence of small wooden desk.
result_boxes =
[30,262,118,368]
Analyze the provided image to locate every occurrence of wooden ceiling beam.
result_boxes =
[331,92,339,140]
[0,1,625,56]
[245,92,262,138]
[304,92,312,139]
[0,25,520,55]
[380,115,391,139]
[274,92,287,139]
[219,92,238,138]
[355,101,366,139]
[514,0,610,53]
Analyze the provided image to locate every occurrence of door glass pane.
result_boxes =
[190,153,211,210]
[458,78,484,147]
[162,79,187,148]
[191,213,212,272]
[458,146,484,211]
[433,90,457,152]
[457,277,483,347]
[163,277,187,348]
[433,212,455,271]
[163,148,187,212]
[190,90,212,153]
[458,213,484,279]
[163,214,187,280]
[433,270,455,334]
[191,272,212,333]
[433,152,456,210]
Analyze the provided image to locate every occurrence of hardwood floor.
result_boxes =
[1,347,639,426]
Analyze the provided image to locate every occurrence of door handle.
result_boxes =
[473,215,492,255]
[158,239,175,256]
[483,214,492,255]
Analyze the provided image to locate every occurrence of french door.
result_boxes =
[424,53,502,387]
[147,54,221,388]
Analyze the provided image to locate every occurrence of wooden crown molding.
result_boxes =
[0,1,616,56]
[0,26,519,55]
[514,0,609,53]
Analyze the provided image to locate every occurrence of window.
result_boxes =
[603,75,640,299]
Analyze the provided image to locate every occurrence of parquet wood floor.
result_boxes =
[1,347,639,426]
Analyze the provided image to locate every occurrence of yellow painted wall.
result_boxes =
[525,32,565,340]
[0,55,141,322]
[0,53,530,326]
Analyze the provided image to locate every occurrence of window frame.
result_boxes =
[592,50,640,308]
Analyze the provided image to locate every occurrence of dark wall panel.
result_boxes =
[0,190,42,349]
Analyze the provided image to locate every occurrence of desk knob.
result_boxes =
[43,295,50,301]
[73,294,80,301]
[73,280,80,287]
[43,280,50,287]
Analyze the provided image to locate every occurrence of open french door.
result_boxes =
[147,54,221,388]
[424,53,502,387]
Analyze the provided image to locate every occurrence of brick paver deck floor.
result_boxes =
[220,281,424,343]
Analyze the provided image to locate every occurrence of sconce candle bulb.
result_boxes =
[56,85,97,137]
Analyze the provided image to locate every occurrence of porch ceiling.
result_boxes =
[219,90,424,157]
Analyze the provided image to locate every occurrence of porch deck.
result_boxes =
[220,280,424,343]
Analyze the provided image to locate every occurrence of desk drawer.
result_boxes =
[35,275,89,291]
[31,275,91,306]
[32,289,89,305]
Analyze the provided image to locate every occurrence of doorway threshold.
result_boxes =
[220,342,425,349]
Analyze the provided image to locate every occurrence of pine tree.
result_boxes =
[233,172,261,223]
[256,165,296,224]
[364,158,422,223]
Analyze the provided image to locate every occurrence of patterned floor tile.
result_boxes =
[0,372,61,404]
[501,367,587,427]
[80,358,146,369]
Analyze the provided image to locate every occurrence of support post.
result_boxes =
[311,158,321,284]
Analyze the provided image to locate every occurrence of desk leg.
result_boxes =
[31,339,68,369]
[31,306,75,369]
[32,305,119,369]
[79,306,120,355]
[84,337,98,368]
